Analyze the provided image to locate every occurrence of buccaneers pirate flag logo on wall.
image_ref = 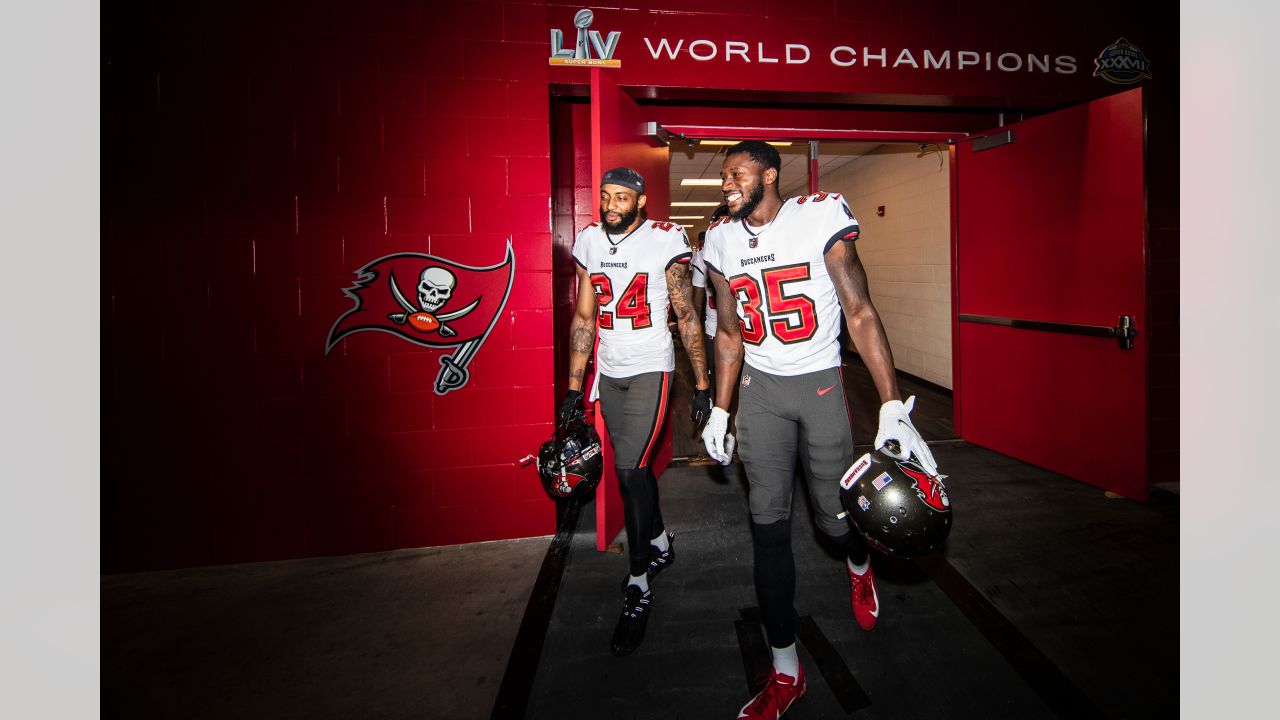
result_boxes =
[326,241,515,395]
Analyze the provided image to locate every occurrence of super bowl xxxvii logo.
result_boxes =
[549,9,621,67]
[1093,38,1152,85]
[326,241,515,395]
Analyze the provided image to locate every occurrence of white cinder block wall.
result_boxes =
[822,144,953,388]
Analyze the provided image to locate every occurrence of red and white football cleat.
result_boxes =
[848,560,880,631]
[737,666,807,719]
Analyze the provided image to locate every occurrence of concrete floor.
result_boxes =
[103,448,1178,719]
[103,359,1178,719]
[103,538,549,719]
[525,448,1177,720]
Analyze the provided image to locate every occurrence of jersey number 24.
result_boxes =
[590,273,651,329]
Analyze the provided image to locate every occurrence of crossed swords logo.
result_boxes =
[327,243,516,395]
[387,267,484,394]
[386,268,480,338]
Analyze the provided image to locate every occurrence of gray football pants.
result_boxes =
[736,363,855,538]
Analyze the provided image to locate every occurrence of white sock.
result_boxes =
[628,573,649,593]
[771,643,800,679]
[847,557,869,576]
[651,531,670,553]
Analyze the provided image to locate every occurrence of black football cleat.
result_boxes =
[647,532,676,579]
[610,584,652,656]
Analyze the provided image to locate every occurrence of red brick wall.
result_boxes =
[104,1,558,571]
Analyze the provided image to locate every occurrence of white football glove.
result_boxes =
[874,396,939,477]
[701,407,736,465]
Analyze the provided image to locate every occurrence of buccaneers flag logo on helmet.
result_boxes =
[899,461,950,512]
[326,241,515,395]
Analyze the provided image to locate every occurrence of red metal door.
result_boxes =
[589,69,672,549]
[955,88,1148,500]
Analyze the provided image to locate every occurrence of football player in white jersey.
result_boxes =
[699,142,940,718]
[690,204,730,393]
[561,167,712,656]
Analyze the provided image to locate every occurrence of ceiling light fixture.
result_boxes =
[699,140,793,147]
[680,178,722,186]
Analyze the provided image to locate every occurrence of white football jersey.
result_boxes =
[572,219,693,380]
[702,192,861,376]
[690,247,718,338]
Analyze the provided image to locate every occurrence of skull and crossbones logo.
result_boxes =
[388,266,480,337]
[417,267,456,312]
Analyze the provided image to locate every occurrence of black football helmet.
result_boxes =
[536,419,604,499]
[838,450,953,558]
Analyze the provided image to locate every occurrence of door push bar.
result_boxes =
[959,314,1138,350]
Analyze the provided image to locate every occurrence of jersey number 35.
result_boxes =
[728,263,818,345]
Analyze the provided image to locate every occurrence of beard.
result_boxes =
[729,183,765,221]
[602,206,639,234]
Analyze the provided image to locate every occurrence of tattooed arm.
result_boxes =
[567,265,598,392]
[667,260,709,391]
[824,239,900,405]
[707,268,744,411]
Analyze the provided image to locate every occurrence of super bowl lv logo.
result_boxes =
[549,9,621,67]
[326,241,515,395]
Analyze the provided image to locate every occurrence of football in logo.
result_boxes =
[549,7,622,67]
[327,242,515,395]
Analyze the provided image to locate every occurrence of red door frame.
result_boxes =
[950,143,963,436]
[662,126,959,143]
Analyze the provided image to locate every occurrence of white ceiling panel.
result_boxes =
[666,139,884,238]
